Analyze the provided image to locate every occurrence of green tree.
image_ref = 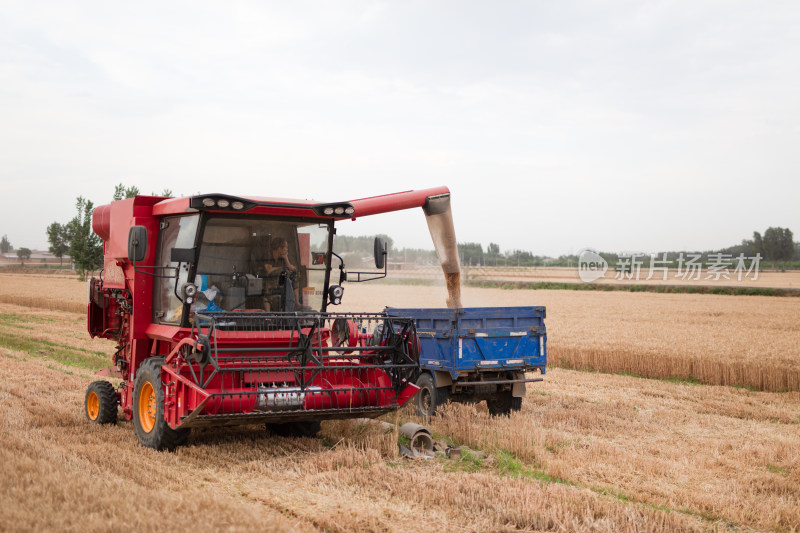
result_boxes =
[16,247,31,266]
[336,234,393,254]
[458,242,484,266]
[0,234,11,253]
[113,183,140,200]
[69,196,103,280]
[752,231,764,258]
[780,228,794,261]
[506,249,535,266]
[762,227,794,261]
[46,222,71,266]
[486,242,501,265]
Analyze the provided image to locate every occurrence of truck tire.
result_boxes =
[133,357,190,450]
[266,421,321,438]
[487,391,523,416]
[85,380,118,424]
[414,373,449,418]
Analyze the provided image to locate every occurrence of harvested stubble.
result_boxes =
[419,372,800,532]
[1,345,714,532]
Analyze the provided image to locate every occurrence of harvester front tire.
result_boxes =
[487,392,522,416]
[266,421,321,438]
[132,357,190,451]
[414,373,448,418]
[85,380,118,424]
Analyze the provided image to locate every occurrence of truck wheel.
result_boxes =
[85,380,118,424]
[133,357,190,450]
[487,392,523,416]
[414,373,448,418]
[266,421,321,438]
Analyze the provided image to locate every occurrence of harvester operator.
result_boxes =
[263,238,300,311]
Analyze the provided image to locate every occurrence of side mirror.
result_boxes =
[128,226,147,263]
[374,237,387,269]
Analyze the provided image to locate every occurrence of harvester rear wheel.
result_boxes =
[414,373,448,418]
[487,392,522,416]
[85,381,118,424]
[266,421,321,438]
[132,357,190,450]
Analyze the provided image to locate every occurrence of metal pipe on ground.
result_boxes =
[398,422,433,452]
[353,419,434,456]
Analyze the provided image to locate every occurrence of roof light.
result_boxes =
[313,202,355,217]
[189,195,253,211]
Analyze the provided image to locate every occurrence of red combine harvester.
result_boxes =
[85,187,452,449]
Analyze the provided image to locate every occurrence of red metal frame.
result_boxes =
[89,188,446,433]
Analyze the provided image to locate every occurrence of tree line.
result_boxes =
[331,227,799,269]
[342,229,798,269]
[729,228,795,262]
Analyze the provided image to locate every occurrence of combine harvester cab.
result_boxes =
[85,188,452,449]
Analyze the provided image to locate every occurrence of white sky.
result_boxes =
[1,1,798,256]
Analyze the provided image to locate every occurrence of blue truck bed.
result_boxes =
[385,306,547,379]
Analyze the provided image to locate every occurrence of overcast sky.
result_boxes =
[1,1,798,257]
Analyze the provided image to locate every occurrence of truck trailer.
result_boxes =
[386,306,547,416]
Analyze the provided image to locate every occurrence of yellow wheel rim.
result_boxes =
[86,391,100,421]
[138,382,157,433]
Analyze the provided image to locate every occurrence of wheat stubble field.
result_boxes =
[1,271,799,532]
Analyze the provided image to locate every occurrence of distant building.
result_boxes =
[0,250,71,265]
